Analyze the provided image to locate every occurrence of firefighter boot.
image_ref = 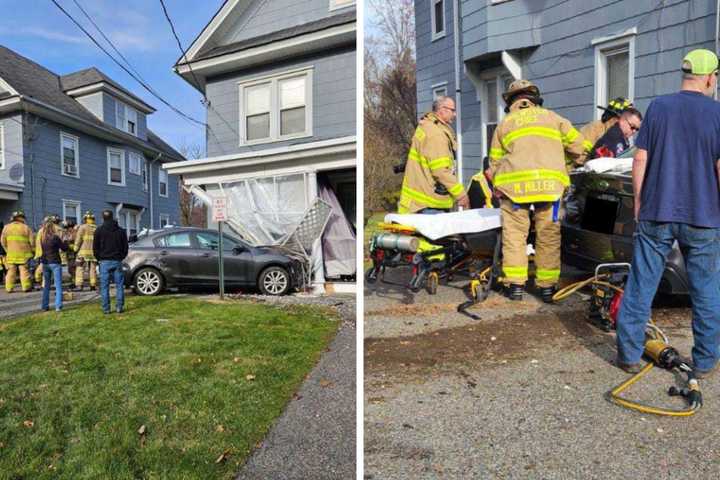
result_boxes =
[506,284,524,301]
[539,286,557,303]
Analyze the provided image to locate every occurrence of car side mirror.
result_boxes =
[232,246,246,255]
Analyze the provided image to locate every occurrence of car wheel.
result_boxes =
[134,267,165,296]
[259,266,290,296]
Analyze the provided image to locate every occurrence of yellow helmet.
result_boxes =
[502,79,541,104]
[83,211,95,222]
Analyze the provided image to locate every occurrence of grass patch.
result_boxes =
[0,296,338,479]
[364,211,388,269]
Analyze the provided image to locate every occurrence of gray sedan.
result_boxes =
[123,227,301,296]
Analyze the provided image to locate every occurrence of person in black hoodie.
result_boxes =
[93,210,128,314]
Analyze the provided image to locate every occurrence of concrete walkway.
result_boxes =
[0,281,101,320]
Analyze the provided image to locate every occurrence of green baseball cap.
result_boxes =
[682,49,719,75]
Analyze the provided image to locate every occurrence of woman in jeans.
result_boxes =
[39,220,69,312]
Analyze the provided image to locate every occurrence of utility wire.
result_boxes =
[49,0,206,127]
[157,0,241,141]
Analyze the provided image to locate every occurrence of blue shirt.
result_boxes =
[636,90,720,227]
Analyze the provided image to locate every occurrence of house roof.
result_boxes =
[60,67,153,111]
[179,10,356,65]
[0,45,183,162]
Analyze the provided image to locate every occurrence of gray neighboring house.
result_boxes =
[164,0,357,291]
[0,45,183,233]
[415,0,719,182]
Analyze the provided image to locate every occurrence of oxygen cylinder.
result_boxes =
[373,233,420,252]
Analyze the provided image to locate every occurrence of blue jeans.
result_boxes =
[99,260,125,313]
[617,221,720,371]
[41,263,63,311]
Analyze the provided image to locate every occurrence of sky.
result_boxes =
[0,0,226,155]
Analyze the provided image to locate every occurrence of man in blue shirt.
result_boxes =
[616,49,720,378]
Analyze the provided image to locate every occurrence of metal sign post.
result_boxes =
[212,197,228,300]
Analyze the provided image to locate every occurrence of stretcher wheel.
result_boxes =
[427,271,439,295]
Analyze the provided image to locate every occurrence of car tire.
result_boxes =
[258,266,291,296]
[133,267,165,296]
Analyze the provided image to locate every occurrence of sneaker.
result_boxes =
[693,364,717,380]
[616,358,642,374]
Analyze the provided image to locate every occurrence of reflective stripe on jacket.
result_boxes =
[489,100,586,204]
[75,223,97,261]
[398,112,465,214]
[0,221,34,264]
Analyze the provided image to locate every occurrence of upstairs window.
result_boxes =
[107,147,125,186]
[129,151,143,175]
[116,101,138,136]
[431,0,445,41]
[142,158,149,191]
[159,168,168,197]
[239,69,313,145]
[60,132,79,178]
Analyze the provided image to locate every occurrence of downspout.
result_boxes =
[452,0,463,183]
[149,153,163,229]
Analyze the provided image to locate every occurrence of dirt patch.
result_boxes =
[365,295,538,318]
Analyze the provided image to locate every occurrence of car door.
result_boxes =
[154,232,198,285]
[193,231,254,286]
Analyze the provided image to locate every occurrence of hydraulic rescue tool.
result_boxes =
[553,263,703,417]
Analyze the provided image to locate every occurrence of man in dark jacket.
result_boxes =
[93,210,129,314]
[590,108,643,159]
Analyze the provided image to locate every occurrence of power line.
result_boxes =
[49,0,206,128]
[157,0,242,142]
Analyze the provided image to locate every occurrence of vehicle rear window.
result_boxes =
[157,233,192,248]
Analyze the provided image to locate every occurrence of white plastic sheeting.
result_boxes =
[318,176,356,278]
[222,173,309,246]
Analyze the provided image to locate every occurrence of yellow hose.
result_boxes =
[609,363,700,417]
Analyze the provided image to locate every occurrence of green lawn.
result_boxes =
[364,211,388,269]
[0,296,339,479]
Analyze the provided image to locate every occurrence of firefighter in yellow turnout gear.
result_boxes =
[575,97,633,166]
[398,96,469,214]
[1,211,35,293]
[488,80,586,302]
[75,211,97,290]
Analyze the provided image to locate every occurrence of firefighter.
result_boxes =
[488,80,586,302]
[62,218,78,288]
[574,97,634,166]
[398,96,470,214]
[0,211,35,293]
[0,220,5,284]
[74,211,97,291]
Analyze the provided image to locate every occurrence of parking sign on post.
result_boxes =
[213,197,228,299]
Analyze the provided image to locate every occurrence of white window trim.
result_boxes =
[115,100,139,137]
[159,214,170,228]
[479,68,513,160]
[431,0,446,41]
[158,167,169,198]
[107,147,126,186]
[60,132,80,178]
[0,123,4,170]
[490,0,513,4]
[329,0,355,10]
[62,199,81,223]
[238,67,314,146]
[593,31,636,121]
[432,81,448,100]
[142,158,149,191]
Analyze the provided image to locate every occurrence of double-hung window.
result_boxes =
[593,31,636,120]
[159,214,170,228]
[239,69,313,145]
[158,168,168,197]
[432,82,448,100]
[107,147,125,186]
[116,101,138,136]
[431,0,445,41]
[60,132,79,178]
[129,151,142,175]
[62,200,81,224]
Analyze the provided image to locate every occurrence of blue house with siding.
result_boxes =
[415,0,719,182]
[0,45,183,234]
[164,0,357,290]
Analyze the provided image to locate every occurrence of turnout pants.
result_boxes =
[501,199,561,288]
[75,259,97,288]
[5,263,32,292]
